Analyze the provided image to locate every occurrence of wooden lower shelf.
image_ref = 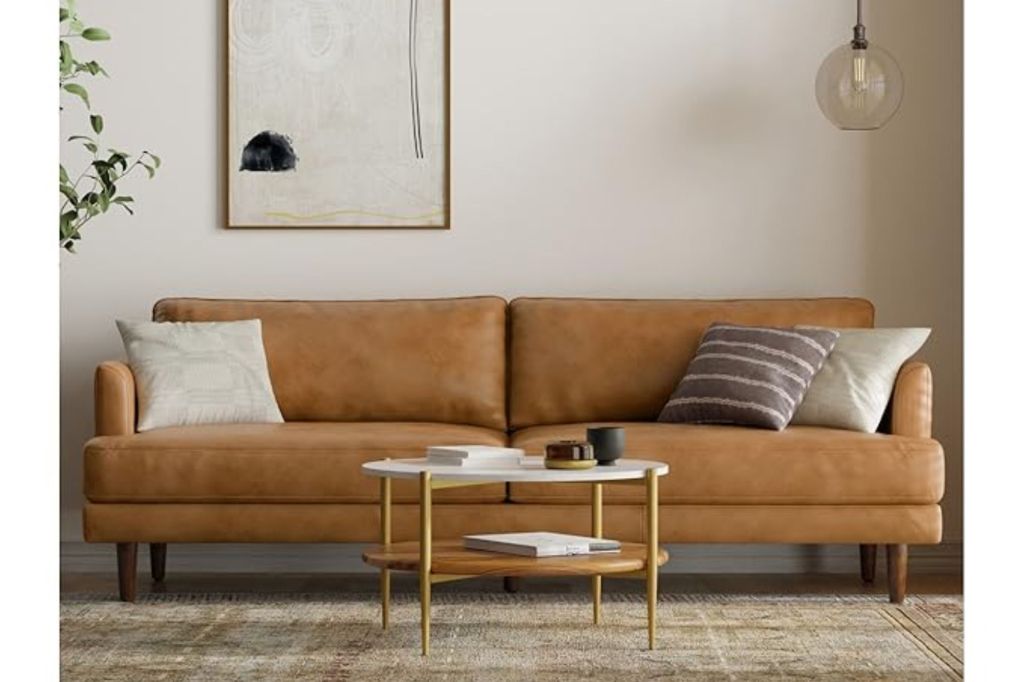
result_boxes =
[363,540,668,577]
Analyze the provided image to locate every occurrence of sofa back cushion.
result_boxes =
[508,297,874,429]
[153,297,508,430]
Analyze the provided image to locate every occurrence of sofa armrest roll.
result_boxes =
[889,361,933,439]
[95,361,136,436]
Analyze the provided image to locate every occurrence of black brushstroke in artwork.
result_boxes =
[239,131,298,172]
[408,0,424,159]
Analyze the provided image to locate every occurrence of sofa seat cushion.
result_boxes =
[85,422,508,504]
[508,423,943,505]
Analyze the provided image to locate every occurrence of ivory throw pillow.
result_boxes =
[791,327,930,432]
[658,323,839,430]
[117,319,283,432]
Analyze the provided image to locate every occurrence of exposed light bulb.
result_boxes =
[852,49,868,92]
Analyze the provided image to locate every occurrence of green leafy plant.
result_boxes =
[60,1,159,252]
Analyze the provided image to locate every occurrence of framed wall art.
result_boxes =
[226,0,449,228]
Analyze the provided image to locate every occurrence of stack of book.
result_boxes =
[426,445,525,468]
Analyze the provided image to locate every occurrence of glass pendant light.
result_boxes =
[815,0,903,130]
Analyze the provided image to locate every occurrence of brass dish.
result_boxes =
[544,458,597,470]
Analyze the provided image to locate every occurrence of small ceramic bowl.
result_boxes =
[587,426,626,466]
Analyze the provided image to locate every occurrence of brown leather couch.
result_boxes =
[84,296,943,602]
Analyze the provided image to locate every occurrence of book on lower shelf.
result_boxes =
[426,445,525,467]
[463,532,622,557]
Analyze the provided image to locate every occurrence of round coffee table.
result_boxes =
[361,456,670,655]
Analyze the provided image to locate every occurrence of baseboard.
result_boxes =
[61,510,81,542]
[60,541,962,575]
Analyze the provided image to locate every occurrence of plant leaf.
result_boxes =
[83,141,98,153]
[60,210,78,239]
[60,185,79,205]
[83,60,107,77]
[59,41,73,75]
[59,164,69,184]
[89,114,103,134]
[63,83,89,109]
[147,152,161,168]
[81,27,111,41]
[60,8,69,22]
[141,163,155,179]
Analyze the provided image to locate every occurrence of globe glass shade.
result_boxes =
[815,43,904,130]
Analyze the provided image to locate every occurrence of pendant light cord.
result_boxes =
[857,0,863,26]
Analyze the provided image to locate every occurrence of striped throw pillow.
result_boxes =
[658,323,839,430]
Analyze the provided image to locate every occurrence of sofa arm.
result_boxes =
[888,361,933,438]
[95,361,136,436]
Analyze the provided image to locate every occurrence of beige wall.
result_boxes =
[60,0,962,546]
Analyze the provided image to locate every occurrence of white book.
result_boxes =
[427,454,523,468]
[463,532,622,557]
[427,445,525,459]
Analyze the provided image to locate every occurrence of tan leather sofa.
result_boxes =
[84,296,943,602]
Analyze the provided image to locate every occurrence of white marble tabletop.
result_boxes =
[362,456,669,482]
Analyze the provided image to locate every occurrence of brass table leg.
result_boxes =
[591,482,603,625]
[379,473,391,630]
[419,471,432,656]
[646,469,659,650]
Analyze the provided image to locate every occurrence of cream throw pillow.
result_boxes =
[117,319,283,432]
[791,328,930,433]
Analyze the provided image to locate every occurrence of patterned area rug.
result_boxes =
[61,593,962,681]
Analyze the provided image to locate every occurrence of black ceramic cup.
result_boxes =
[587,426,626,466]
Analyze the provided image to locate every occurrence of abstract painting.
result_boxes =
[227,0,449,228]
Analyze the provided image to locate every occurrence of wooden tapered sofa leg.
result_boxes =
[859,544,877,584]
[150,543,167,582]
[116,542,138,602]
[503,577,520,593]
[886,544,908,604]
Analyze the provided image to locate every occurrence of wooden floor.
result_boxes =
[61,571,961,597]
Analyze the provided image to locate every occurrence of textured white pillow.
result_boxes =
[791,328,930,433]
[116,319,284,432]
